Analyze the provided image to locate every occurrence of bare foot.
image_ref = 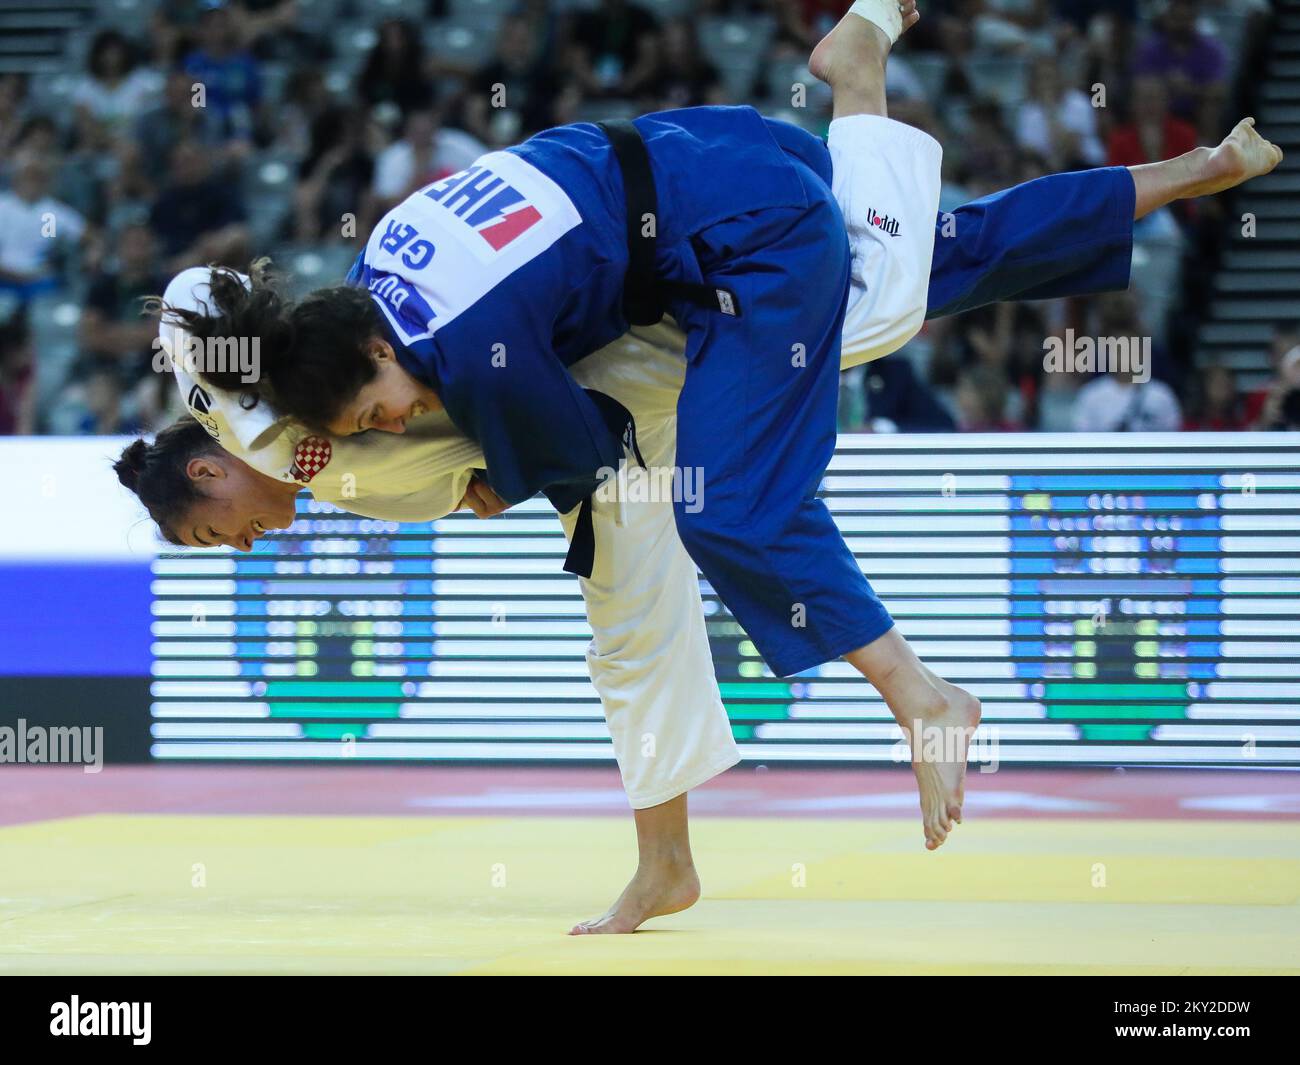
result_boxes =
[1191,117,1284,197]
[904,679,981,851]
[569,861,701,935]
[809,0,920,86]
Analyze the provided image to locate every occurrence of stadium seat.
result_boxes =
[273,243,364,298]
[965,55,1028,108]
[292,0,346,24]
[573,98,641,124]
[94,0,155,37]
[423,17,500,69]
[634,0,695,20]
[28,293,82,419]
[449,0,520,19]
[243,151,297,249]
[906,52,949,101]
[329,22,379,80]
[351,0,427,20]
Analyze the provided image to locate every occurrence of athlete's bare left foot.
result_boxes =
[809,0,919,87]
[1190,117,1284,197]
[904,677,981,851]
[569,860,701,935]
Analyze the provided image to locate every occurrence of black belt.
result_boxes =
[595,118,742,325]
[561,389,647,579]
[561,119,739,580]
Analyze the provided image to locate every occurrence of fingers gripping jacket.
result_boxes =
[831,114,944,370]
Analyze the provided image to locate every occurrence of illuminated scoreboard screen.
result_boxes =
[150,434,1300,766]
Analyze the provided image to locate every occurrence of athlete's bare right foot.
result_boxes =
[904,680,981,851]
[569,860,701,935]
[809,0,919,87]
[1189,117,1284,198]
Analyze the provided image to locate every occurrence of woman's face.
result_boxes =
[327,340,441,436]
[173,454,299,551]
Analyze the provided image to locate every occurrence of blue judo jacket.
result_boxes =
[346,105,815,515]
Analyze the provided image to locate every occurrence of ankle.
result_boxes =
[635,848,695,874]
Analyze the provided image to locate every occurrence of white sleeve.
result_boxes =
[832,115,943,370]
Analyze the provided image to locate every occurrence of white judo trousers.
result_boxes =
[162,115,940,809]
[559,115,940,806]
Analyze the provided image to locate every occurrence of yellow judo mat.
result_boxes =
[1,814,1296,975]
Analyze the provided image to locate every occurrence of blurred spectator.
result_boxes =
[566,0,663,100]
[1243,323,1300,425]
[77,222,168,387]
[1073,367,1182,431]
[182,0,264,143]
[957,98,1019,193]
[972,0,1053,55]
[952,300,1047,426]
[646,18,726,110]
[56,367,140,435]
[1184,363,1247,430]
[295,106,378,243]
[149,140,250,271]
[1252,345,1300,432]
[1132,0,1227,142]
[462,16,564,147]
[0,74,30,163]
[279,66,333,160]
[136,70,226,169]
[1036,354,1083,431]
[955,363,1022,430]
[1071,291,1182,430]
[358,18,436,119]
[0,304,34,435]
[371,106,485,216]
[862,355,957,432]
[1015,52,1104,170]
[72,30,164,143]
[0,153,91,301]
[1107,75,1199,167]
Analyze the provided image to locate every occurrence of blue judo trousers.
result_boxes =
[348,105,1135,677]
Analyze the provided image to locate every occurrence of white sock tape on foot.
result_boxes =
[847,0,904,44]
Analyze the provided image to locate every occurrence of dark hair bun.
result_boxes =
[114,437,150,493]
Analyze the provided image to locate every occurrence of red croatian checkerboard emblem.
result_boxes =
[291,436,332,483]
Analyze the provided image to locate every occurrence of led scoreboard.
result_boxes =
[149,434,1300,766]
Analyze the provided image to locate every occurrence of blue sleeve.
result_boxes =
[926,167,1135,320]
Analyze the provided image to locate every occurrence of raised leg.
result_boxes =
[845,629,981,850]
[809,0,921,119]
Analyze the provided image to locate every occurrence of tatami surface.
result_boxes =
[2,808,1296,974]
